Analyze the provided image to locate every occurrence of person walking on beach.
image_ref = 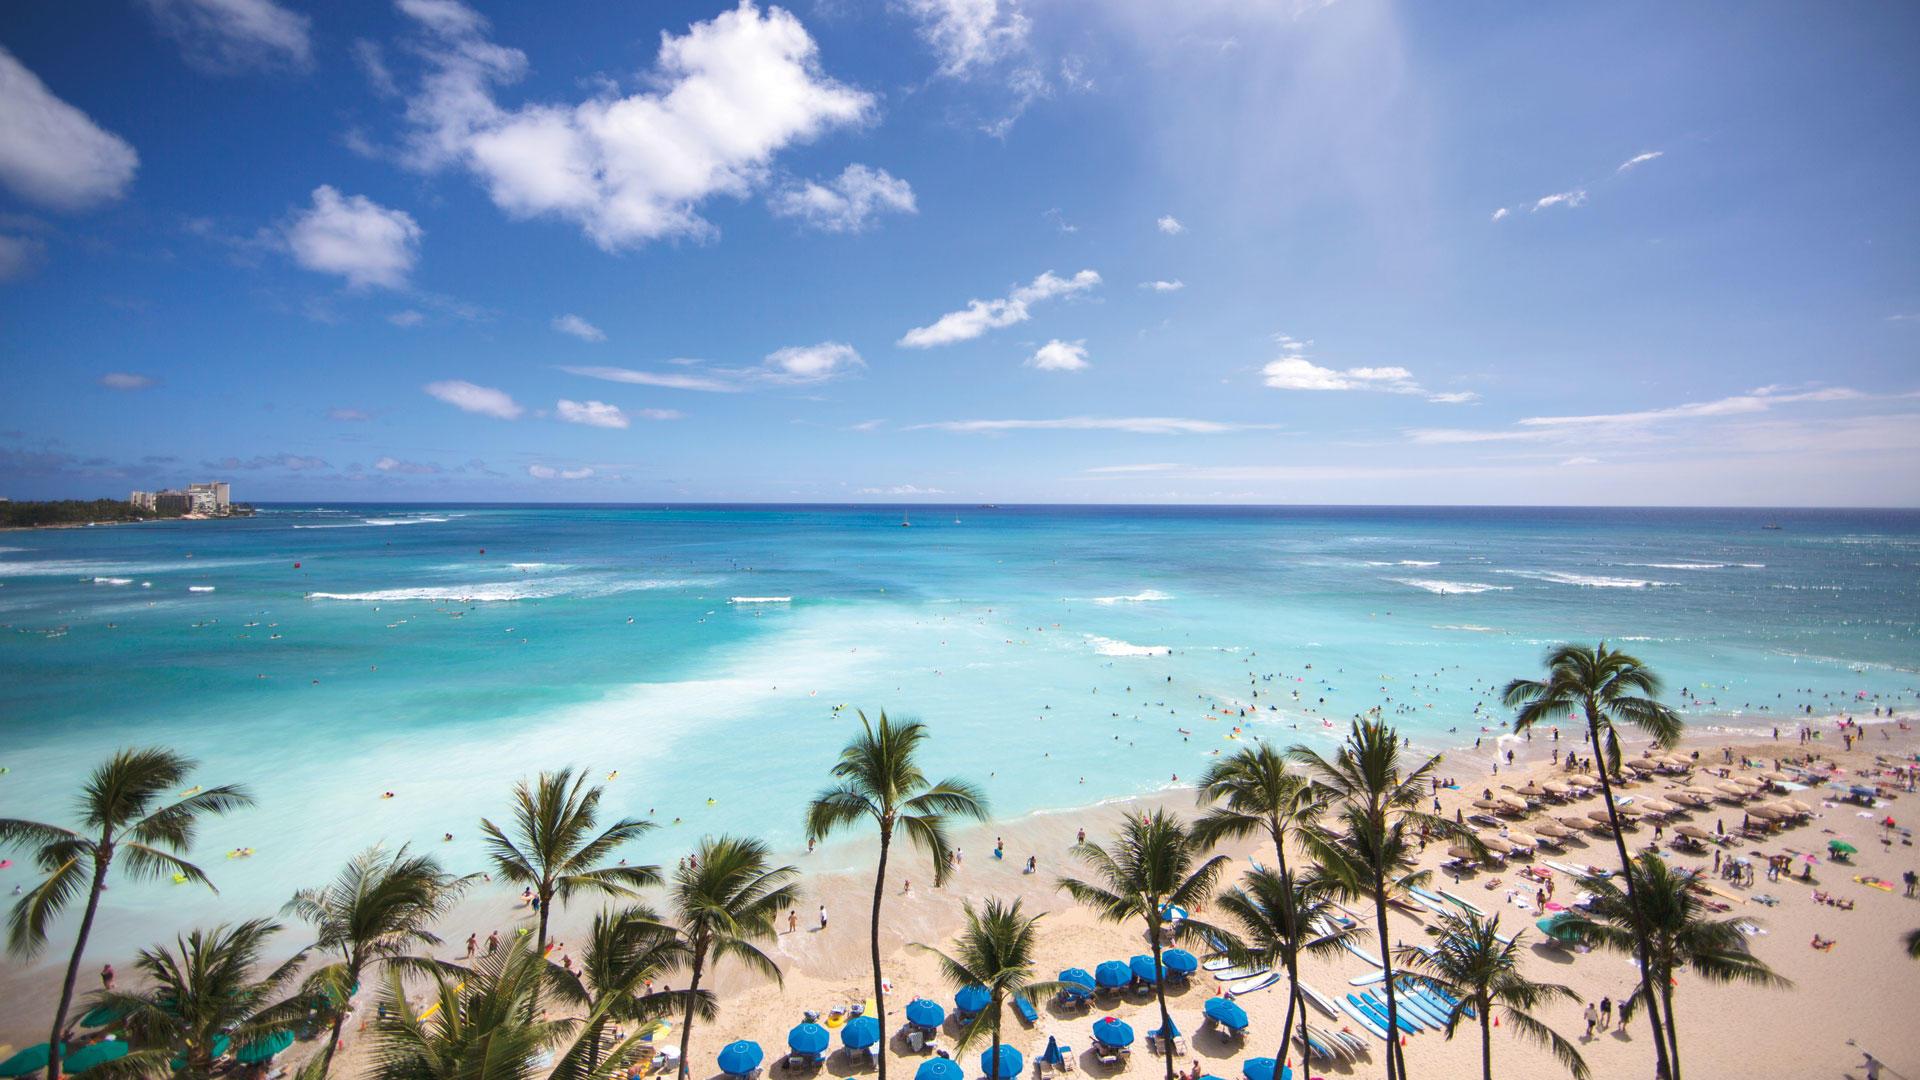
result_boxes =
[1599,996,1612,1030]
[486,930,499,956]
[466,933,477,959]
[818,904,828,930]
[1903,869,1917,898]
[1584,1003,1598,1038]
[100,963,115,990]
[789,910,799,934]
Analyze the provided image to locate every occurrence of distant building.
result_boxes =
[153,490,192,516]
[187,481,230,514]
[129,490,157,511]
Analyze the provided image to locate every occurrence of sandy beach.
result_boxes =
[9,716,1915,1080]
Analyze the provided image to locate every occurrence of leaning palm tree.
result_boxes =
[81,918,311,1080]
[555,906,711,1075]
[369,933,655,1080]
[914,899,1065,1080]
[1194,743,1326,1068]
[480,768,661,956]
[805,711,988,1080]
[1394,911,1587,1080]
[668,836,801,1079]
[0,748,252,1080]
[1559,853,1788,1080]
[1293,720,1460,1080]
[1214,867,1358,1073]
[1059,811,1232,1080]
[1503,642,1684,1080]
[283,845,473,1078]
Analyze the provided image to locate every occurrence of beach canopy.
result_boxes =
[955,985,991,1014]
[1094,961,1131,988]
[1058,969,1095,994]
[1128,954,1163,984]
[1829,840,1858,854]
[234,1031,294,1065]
[717,1040,764,1076]
[1148,1016,1181,1039]
[1533,821,1570,838]
[1204,997,1249,1030]
[905,998,946,1028]
[0,1044,55,1078]
[1159,904,1189,923]
[841,1016,881,1050]
[171,1035,231,1071]
[79,1004,128,1029]
[917,1059,964,1080]
[1471,798,1502,811]
[1161,948,1199,974]
[1535,914,1579,943]
[1092,1018,1135,1047]
[979,1048,1023,1079]
[62,1040,129,1075]
[789,1023,831,1055]
[1242,1057,1280,1080]
[1445,845,1478,863]
[1676,824,1712,840]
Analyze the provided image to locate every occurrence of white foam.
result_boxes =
[1434,624,1501,633]
[1391,578,1511,595]
[307,583,541,602]
[729,596,792,604]
[1398,560,1440,567]
[1089,589,1174,604]
[91,577,133,586]
[1086,635,1172,657]
[1627,562,1727,570]
[293,515,451,530]
[1499,570,1674,588]
[188,585,216,592]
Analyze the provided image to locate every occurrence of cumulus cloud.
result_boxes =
[899,269,1100,347]
[284,185,422,289]
[374,455,439,474]
[555,398,628,428]
[764,341,864,382]
[0,46,140,211]
[1156,215,1185,235]
[392,0,874,250]
[1140,280,1184,292]
[769,163,915,232]
[139,0,313,74]
[900,0,1030,77]
[1260,334,1469,404]
[552,313,605,341]
[99,372,155,391]
[424,379,522,419]
[912,416,1274,435]
[528,464,594,480]
[1489,207,1509,222]
[1027,339,1088,372]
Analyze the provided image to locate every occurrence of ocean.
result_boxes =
[1,504,1916,958]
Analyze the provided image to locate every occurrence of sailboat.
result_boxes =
[900,511,912,528]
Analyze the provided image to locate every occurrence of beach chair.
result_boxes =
[1012,996,1039,1026]
[1094,1047,1120,1069]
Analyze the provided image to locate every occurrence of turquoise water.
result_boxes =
[1,504,1916,956]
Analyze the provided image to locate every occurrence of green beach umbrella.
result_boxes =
[0,1044,54,1078]
[63,1041,129,1074]
[79,1004,129,1029]
[234,1031,295,1065]
[171,1035,231,1070]
[1828,840,1857,854]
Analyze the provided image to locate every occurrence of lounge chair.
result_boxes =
[1013,996,1039,1025]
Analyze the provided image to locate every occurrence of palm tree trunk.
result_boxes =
[989,1015,1003,1080]
[1479,1008,1492,1080]
[870,825,893,1080]
[1276,976,1298,1078]
[1269,828,1309,1078]
[677,946,706,1080]
[1585,712,1671,1080]
[538,885,553,957]
[46,849,111,1080]
[319,1012,346,1078]
[1658,974,1681,1080]
[1147,923,1175,1080]
[1370,875,1405,1080]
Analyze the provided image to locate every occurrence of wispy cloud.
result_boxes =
[552,313,605,342]
[560,343,863,393]
[1027,339,1089,372]
[555,399,628,429]
[763,342,864,384]
[139,0,312,74]
[1615,150,1663,174]
[1140,279,1185,292]
[769,164,915,233]
[374,455,439,474]
[1407,385,1877,444]
[327,407,370,422]
[528,464,593,480]
[424,379,522,419]
[98,372,155,391]
[901,0,1030,77]
[560,365,740,393]
[1085,463,1179,474]
[1044,207,1078,234]
[856,483,946,495]
[899,269,1101,347]
[1491,149,1663,222]
[389,309,426,327]
[911,416,1276,435]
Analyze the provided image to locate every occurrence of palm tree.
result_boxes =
[480,768,661,956]
[1194,743,1326,1070]
[283,845,473,1078]
[913,899,1064,1080]
[1503,642,1684,1080]
[556,906,710,1075]
[1292,720,1460,1080]
[0,748,253,1080]
[82,918,311,1080]
[1393,911,1587,1080]
[804,711,988,1080]
[668,836,800,1079]
[1558,853,1788,1080]
[1213,867,1358,1073]
[1058,811,1232,1080]
[369,934,656,1080]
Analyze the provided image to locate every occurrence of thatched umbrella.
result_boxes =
[1715,782,1750,798]
[1675,824,1713,841]
[1478,834,1516,854]
[1472,798,1504,812]
[1517,780,1547,798]
[1533,820,1572,838]
[1497,796,1530,814]
[1541,780,1574,797]
[1446,844,1480,863]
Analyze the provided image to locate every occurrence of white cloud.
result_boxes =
[1140,279,1184,292]
[636,408,682,421]
[394,0,874,250]
[856,483,946,495]
[528,464,594,480]
[99,372,155,391]
[388,309,426,327]
[284,185,422,289]
[1426,391,1480,404]
[1616,150,1663,174]
[552,313,605,342]
[769,163,915,232]
[374,455,439,474]
[1084,463,1178,474]
[424,379,522,419]
[556,398,628,428]
[899,268,1100,347]
[1156,215,1185,235]
[1259,334,1471,404]
[1489,207,1509,222]
[0,47,140,211]
[849,419,886,432]
[764,341,864,383]
[1532,189,1587,212]
[912,416,1274,435]
[1408,385,1878,445]
[1027,338,1089,372]
[139,0,313,73]
[560,365,740,393]
[1561,456,1601,466]
[561,345,862,393]
[328,407,371,422]
[1043,207,1077,233]
[0,232,46,280]
[900,0,1031,77]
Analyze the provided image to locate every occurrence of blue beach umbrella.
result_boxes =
[234,1031,295,1065]
[1204,998,1249,1031]
[718,1040,764,1076]
[1128,954,1163,984]
[1058,968,1095,993]
[1161,949,1198,974]
[62,1042,128,1075]
[1038,1037,1065,1065]
[917,1059,964,1080]
[1241,1058,1282,1080]
[0,1045,53,1078]
[1094,961,1131,989]
[1158,904,1189,923]
[1148,1017,1180,1039]
[979,1047,1023,1079]
[841,1016,881,1050]
[1091,1018,1134,1047]
[905,998,946,1028]
[788,1023,830,1055]
[955,984,991,1014]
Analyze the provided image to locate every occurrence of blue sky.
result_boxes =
[1,0,1916,505]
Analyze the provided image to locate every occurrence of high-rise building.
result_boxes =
[129,491,157,511]
[188,481,230,513]
[154,490,192,515]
